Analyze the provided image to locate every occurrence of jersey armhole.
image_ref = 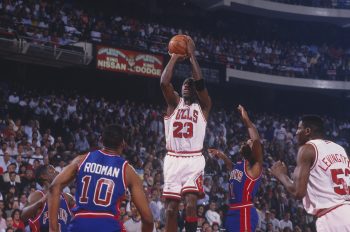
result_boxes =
[77,152,91,171]
[30,191,46,223]
[307,142,318,170]
[122,161,128,190]
[164,98,183,120]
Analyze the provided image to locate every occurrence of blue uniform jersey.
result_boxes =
[225,160,262,232]
[228,160,261,204]
[29,191,72,232]
[69,150,127,232]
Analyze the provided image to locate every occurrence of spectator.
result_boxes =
[279,212,293,231]
[205,202,221,226]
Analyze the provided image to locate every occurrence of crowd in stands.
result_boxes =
[1,87,350,232]
[1,0,350,80]
[269,0,350,9]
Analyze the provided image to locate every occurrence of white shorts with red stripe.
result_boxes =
[162,152,205,200]
[316,204,350,232]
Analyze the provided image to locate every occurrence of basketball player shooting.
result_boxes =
[160,35,212,232]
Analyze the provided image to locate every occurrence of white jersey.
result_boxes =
[303,139,350,215]
[164,98,207,156]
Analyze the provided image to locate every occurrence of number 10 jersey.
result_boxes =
[303,139,350,215]
[164,98,207,155]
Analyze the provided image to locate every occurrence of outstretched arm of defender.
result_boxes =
[126,164,154,232]
[238,105,263,164]
[208,149,233,171]
[48,155,85,232]
[187,36,212,119]
[160,54,184,108]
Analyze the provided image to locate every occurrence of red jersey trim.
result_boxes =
[99,149,121,156]
[122,161,128,190]
[307,142,318,170]
[30,190,46,223]
[316,203,345,218]
[229,203,253,209]
[78,152,91,171]
[74,211,117,219]
[243,160,262,181]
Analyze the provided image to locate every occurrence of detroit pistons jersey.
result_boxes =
[228,160,261,205]
[303,139,350,215]
[73,150,128,218]
[29,191,72,232]
[164,98,206,154]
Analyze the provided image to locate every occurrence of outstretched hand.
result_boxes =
[186,35,195,57]
[237,104,248,119]
[208,148,226,160]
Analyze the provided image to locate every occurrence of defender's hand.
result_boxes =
[237,104,249,120]
[208,148,226,160]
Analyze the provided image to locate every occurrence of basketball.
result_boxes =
[168,35,188,55]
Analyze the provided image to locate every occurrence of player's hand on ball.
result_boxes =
[271,161,288,177]
[186,35,195,56]
[170,53,187,62]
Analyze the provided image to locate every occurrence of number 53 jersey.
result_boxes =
[164,98,207,155]
[303,139,350,215]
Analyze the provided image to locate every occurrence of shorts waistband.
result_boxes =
[167,150,202,157]
[74,211,118,219]
[316,202,350,218]
[229,203,253,210]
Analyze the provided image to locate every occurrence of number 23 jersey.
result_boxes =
[303,139,350,215]
[164,98,207,153]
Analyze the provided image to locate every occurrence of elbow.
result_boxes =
[160,81,168,88]
[293,190,306,200]
[48,182,60,194]
[142,214,154,226]
[20,213,28,222]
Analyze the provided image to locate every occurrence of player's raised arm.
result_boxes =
[21,191,46,221]
[125,164,154,232]
[48,155,85,232]
[187,36,212,119]
[160,54,184,110]
[238,105,263,164]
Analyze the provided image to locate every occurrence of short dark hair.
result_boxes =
[102,124,125,149]
[301,115,324,136]
[35,165,49,186]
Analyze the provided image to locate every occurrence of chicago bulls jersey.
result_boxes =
[164,98,207,155]
[303,139,350,215]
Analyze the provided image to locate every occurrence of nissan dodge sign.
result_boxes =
[96,46,163,78]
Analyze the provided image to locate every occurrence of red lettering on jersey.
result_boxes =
[176,110,182,120]
[193,110,198,123]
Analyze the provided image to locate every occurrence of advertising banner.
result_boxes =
[96,46,163,78]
